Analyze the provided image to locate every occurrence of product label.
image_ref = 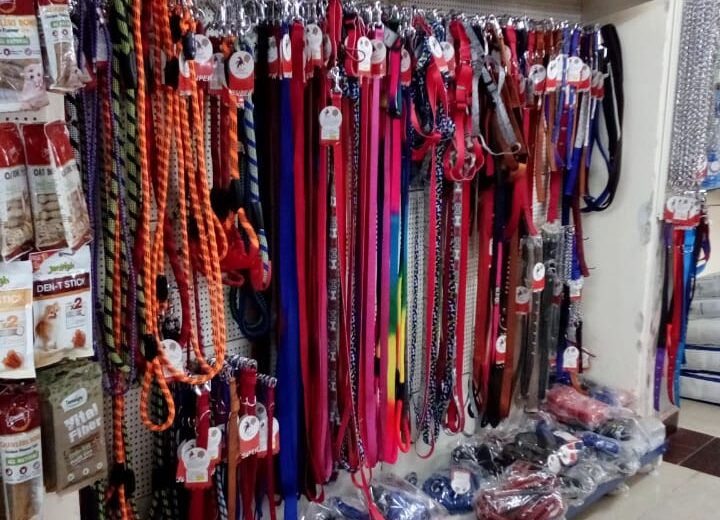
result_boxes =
[0,427,42,484]
[0,0,49,111]
[38,2,84,91]
[0,260,34,379]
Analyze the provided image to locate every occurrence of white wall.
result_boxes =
[581,0,679,416]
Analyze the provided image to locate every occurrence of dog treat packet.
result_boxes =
[22,123,67,250]
[37,0,84,92]
[0,0,49,112]
[0,124,34,261]
[23,121,91,250]
[31,246,93,368]
[0,381,43,520]
[0,260,34,379]
[37,360,107,492]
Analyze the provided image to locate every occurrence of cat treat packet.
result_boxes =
[0,124,35,261]
[22,121,91,250]
[0,0,49,112]
[37,0,85,92]
[0,381,43,520]
[31,246,93,368]
[37,360,107,493]
[0,260,34,379]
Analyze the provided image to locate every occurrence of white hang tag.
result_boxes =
[563,346,580,371]
[357,36,372,75]
[547,453,562,474]
[400,48,412,86]
[496,334,507,355]
[162,339,184,380]
[280,33,293,78]
[567,56,583,85]
[370,39,386,77]
[532,262,546,292]
[546,58,560,91]
[227,50,255,96]
[184,447,211,484]
[579,64,591,91]
[305,24,323,61]
[193,34,214,80]
[441,41,455,64]
[207,427,222,461]
[319,105,343,144]
[238,415,260,458]
[450,468,472,494]
[427,36,447,72]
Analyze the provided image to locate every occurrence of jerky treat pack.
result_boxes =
[0,0,49,112]
[31,246,93,368]
[37,360,107,492]
[0,124,34,261]
[36,0,84,92]
[0,381,43,520]
[22,121,91,250]
[0,260,35,379]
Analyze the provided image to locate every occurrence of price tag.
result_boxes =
[319,106,343,144]
[162,339,184,381]
[238,415,260,458]
[268,36,279,78]
[207,427,222,461]
[400,48,412,86]
[495,334,507,364]
[569,281,582,302]
[664,195,702,228]
[441,41,455,77]
[528,64,546,95]
[370,39,386,77]
[193,34,214,81]
[450,468,472,494]
[305,23,323,68]
[183,447,212,488]
[532,262,546,292]
[578,64,591,91]
[227,50,255,100]
[427,36,447,73]
[563,346,580,373]
[546,58,560,92]
[567,56,583,86]
[547,453,562,474]
[280,34,292,79]
[258,416,280,457]
[357,37,372,76]
[515,286,530,314]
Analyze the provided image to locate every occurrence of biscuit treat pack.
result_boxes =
[31,246,93,368]
[36,0,85,92]
[37,360,107,493]
[0,381,43,520]
[0,260,35,379]
[0,124,34,261]
[22,121,91,251]
[0,0,49,112]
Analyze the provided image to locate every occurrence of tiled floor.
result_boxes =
[576,399,720,519]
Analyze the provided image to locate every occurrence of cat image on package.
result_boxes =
[31,246,93,368]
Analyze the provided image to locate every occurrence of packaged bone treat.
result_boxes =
[0,124,34,261]
[37,0,84,92]
[0,381,43,520]
[23,121,91,250]
[0,0,49,112]
[31,246,93,368]
[22,123,66,250]
[0,260,34,379]
[37,360,107,492]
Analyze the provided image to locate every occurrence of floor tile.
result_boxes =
[679,398,720,437]
[574,463,699,520]
[637,470,720,520]
[663,427,714,464]
[681,437,720,477]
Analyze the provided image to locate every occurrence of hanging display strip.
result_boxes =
[393,0,581,23]
[0,0,637,518]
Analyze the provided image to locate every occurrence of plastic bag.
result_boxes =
[302,496,369,519]
[37,0,86,92]
[422,466,485,514]
[0,260,35,379]
[474,462,566,520]
[369,473,448,520]
[545,385,611,430]
[0,0,49,112]
[0,123,34,261]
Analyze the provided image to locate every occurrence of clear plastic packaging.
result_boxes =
[545,385,612,430]
[474,462,566,520]
[369,473,448,520]
[303,496,369,519]
[422,466,485,514]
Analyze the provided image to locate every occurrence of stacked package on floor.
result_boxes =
[682,272,720,404]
